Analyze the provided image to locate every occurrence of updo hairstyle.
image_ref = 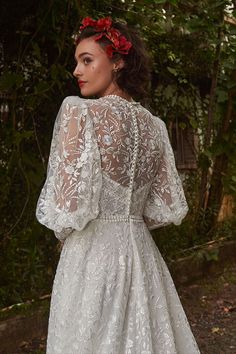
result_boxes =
[77,21,151,99]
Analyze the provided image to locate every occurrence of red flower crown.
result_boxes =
[75,17,132,58]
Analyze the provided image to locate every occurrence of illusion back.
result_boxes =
[91,96,161,217]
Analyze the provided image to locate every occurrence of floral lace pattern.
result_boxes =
[36,97,102,240]
[36,95,200,353]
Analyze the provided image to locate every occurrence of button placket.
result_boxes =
[126,106,139,216]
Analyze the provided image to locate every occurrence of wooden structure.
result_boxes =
[169,117,198,170]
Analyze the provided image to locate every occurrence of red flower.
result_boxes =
[80,17,97,30]
[96,17,112,31]
[118,36,132,54]
[108,29,120,48]
[78,16,133,57]
[105,45,114,58]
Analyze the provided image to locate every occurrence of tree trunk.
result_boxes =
[196,14,224,235]
[198,22,223,211]
[204,91,234,234]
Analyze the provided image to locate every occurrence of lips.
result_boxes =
[78,80,87,88]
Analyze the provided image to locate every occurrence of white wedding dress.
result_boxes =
[36,95,200,354]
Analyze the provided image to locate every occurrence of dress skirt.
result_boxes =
[46,218,200,354]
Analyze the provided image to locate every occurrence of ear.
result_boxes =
[113,58,125,71]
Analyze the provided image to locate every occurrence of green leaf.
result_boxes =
[179,122,187,129]
[34,81,50,94]
[167,67,178,76]
[188,117,197,129]
[163,85,176,100]
[217,89,228,103]
[209,0,227,9]
[25,96,37,110]
[32,43,41,59]
[14,131,34,145]
[51,64,59,81]
[153,0,166,3]
[205,249,219,262]
[0,72,24,90]
[227,81,236,89]
[198,153,211,169]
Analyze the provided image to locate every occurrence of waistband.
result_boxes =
[96,214,144,222]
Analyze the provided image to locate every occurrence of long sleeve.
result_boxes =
[36,96,102,241]
[143,119,189,230]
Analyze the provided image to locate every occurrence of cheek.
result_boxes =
[90,65,103,79]
[92,65,103,75]
[91,62,112,79]
[97,68,112,84]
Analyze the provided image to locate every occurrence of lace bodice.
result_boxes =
[36,95,188,240]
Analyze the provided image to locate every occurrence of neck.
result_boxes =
[99,84,132,102]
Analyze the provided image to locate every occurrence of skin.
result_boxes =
[73,36,132,100]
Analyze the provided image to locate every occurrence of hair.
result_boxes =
[77,20,151,100]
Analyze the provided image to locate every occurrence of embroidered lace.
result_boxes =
[36,95,200,354]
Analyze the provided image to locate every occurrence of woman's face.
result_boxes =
[73,37,121,97]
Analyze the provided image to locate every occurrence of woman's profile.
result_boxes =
[36,16,200,354]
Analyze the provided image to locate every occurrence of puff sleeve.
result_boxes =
[36,96,102,241]
[143,119,189,230]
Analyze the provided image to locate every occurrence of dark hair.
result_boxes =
[78,21,151,100]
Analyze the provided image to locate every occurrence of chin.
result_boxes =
[80,88,97,98]
[79,89,89,97]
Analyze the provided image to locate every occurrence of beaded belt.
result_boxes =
[97,214,144,222]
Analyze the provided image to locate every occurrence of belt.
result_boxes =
[96,214,144,222]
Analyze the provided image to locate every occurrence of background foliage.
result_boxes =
[0,0,235,307]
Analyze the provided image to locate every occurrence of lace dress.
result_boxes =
[36,95,200,354]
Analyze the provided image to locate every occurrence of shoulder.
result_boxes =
[61,96,91,111]
[152,115,167,129]
[141,105,167,131]
[62,96,110,111]
[152,116,169,140]
[61,96,116,122]
[142,108,170,144]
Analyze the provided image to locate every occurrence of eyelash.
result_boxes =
[83,57,92,65]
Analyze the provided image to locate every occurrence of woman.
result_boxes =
[36,17,200,354]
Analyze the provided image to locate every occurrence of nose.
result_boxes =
[73,62,82,78]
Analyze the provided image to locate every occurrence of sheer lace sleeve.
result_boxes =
[143,119,189,230]
[36,96,102,241]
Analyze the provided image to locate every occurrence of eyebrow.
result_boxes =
[75,52,94,60]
